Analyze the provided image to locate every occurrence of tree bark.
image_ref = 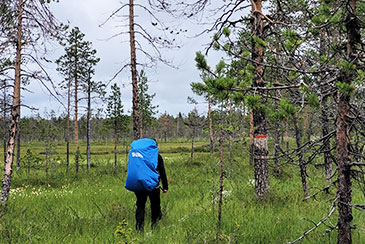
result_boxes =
[16,114,20,169]
[337,1,357,243]
[3,88,7,167]
[66,77,70,170]
[249,109,254,166]
[86,77,91,170]
[285,118,289,153]
[139,110,143,138]
[129,0,139,140]
[190,127,195,162]
[217,124,224,228]
[251,0,269,196]
[293,115,308,197]
[228,98,233,162]
[74,36,79,173]
[208,96,214,154]
[319,28,332,180]
[274,39,281,173]
[1,0,23,203]
[114,123,118,173]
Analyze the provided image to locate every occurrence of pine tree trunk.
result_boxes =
[86,79,91,170]
[208,96,214,154]
[228,99,232,162]
[114,125,118,173]
[190,127,195,162]
[251,0,269,196]
[217,124,224,228]
[337,1,357,243]
[274,120,280,173]
[293,115,308,197]
[16,116,20,169]
[274,40,281,173]
[45,143,49,180]
[285,118,289,153]
[249,109,254,166]
[129,0,139,140]
[1,0,23,203]
[74,43,79,173]
[3,88,7,167]
[319,28,332,180]
[139,111,143,138]
[321,95,332,179]
[66,78,70,170]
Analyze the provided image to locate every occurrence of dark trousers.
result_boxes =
[134,188,162,231]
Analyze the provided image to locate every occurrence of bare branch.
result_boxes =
[286,199,337,244]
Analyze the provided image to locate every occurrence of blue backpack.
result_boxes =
[125,138,159,192]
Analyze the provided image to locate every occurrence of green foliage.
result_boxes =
[282,29,302,52]
[307,93,320,109]
[223,43,230,52]
[252,35,267,48]
[288,71,300,81]
[336,82,355,95]
[355,69,365,85]
[137,70,158,131]
[241,50,250,57]
[195,52,210,71]
[215,60,226,75]
[106,84,130,135]
[114,219,138,244]
[56,27,100,94]
[222,27,231,37]
[245,95,262,110]
[279,98,296,119]
[232,91,245,103]
[21,149,42,170]
[339,60,357,75]
[2,141,365,243]
[213,33,219,41]
[213,41,220,50]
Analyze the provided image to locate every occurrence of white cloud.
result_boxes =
[22,0,222,118]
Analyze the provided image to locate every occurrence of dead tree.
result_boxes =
[1,0,59,203]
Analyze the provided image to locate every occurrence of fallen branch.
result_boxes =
[286,199,336,244]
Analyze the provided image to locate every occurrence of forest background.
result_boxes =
[1,0,365,244]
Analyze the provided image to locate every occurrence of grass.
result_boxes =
[0,140,364,243]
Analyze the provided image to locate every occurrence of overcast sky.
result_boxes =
[22,0,224,118]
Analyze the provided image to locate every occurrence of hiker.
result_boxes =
[125,138,168,231]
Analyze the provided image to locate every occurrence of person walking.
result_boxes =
[125,138,168,232]
[135,152,168,231]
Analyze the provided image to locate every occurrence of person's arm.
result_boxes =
[157,154,168,193]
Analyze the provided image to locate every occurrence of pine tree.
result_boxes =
[137,70,158,138]
[106,84,129,173]
[1,0,59,203]
[56,27,99,173]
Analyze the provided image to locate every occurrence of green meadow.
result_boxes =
[0,140,364,243]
